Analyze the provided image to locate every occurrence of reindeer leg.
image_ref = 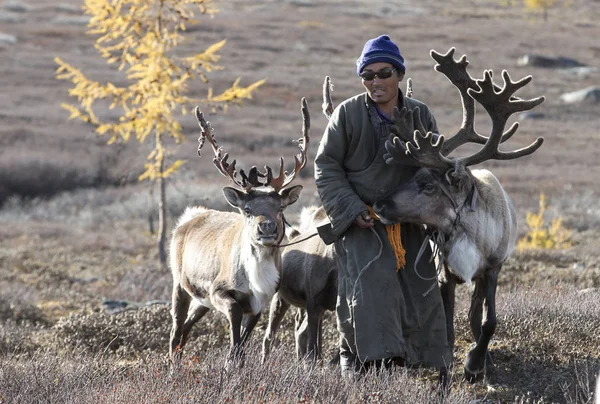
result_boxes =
[212,290,244,366]
[170,284,192,359]
[295,309,309,360]
[262,292,291,363]
[305,305,323,363]
[440,269,457,351]
[481,268,499,384]
[240,312,262,346]
[178,299,210,353]
[317,315,324,362]
[465,269,498,383]
[439,267,457,390]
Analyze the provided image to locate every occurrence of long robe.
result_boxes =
[314,91,451,368]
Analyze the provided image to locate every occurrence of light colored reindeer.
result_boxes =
[169,99,310,364]
[261,205,337,363]
[372,48,545,383]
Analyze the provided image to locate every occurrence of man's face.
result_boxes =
[360,62,402,105]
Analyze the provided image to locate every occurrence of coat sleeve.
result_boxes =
[314,105,368,239]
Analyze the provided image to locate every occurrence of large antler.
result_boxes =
[322,76,334,120]
[431,48,520,156]
[268,97,311,192]
[387,48,545,172]
[196,107,255,191]
[460,69,545,166]
[196,98,310,193]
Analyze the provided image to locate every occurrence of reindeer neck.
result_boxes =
[443,171,516,281]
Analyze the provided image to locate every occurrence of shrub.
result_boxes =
[518,193,573,251]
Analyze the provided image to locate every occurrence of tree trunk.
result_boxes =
[157,158,168,271]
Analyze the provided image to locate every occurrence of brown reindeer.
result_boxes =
[372,48,545,383]
[169,99,310,364]
[261,205,337,363]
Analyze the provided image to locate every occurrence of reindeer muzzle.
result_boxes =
[257,220,279,244]
[372,200,395,225]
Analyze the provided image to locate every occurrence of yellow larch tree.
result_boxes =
[517,193,573,251]
[55,0,264,270]
[499,0,573,21]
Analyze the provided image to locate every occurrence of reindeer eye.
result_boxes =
[423,184,436,194]
[243,206,251,216]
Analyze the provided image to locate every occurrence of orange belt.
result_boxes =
[368,207,406,271]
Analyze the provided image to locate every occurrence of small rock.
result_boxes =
[578,287,597,295]
[144,300,169,307]
[572,262,586,273]
[52,3,82,13]
[50,15,90,25]
[519,111,545,120]
[2,0,31,12]
[102,299,131,314]
[559,66,600,79]
[517,54,585,69]
[294,41,308,52]
[0,12,25,23]
[0,32,17,45]
[560,87,600,104]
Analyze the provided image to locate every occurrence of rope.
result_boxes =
[276,232,319,248]
[367,207,406,271]
[414,230,447,297]
[351,226,384,310]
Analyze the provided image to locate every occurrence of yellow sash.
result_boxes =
[368,207,406,271]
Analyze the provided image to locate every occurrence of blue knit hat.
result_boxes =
[356,35,406,76]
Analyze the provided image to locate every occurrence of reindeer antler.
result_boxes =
[268,97,311,192]
[387,48,545,173]
[196,99,310,193]
[431,48,521,156]
[460,69,545,166]
[322,76,334,120]
[196,107,255,191]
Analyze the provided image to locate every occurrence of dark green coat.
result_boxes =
[314,92,451,367]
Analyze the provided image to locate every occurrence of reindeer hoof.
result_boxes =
[465,348,488,381]
[464,367,483,383]
[464,351,485,383]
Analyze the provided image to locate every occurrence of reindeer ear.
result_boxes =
[222,187,246,209]
[447,168,470,190]
[280,185,303,207]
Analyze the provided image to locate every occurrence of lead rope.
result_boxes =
[276,232,319,248]
[414,231,447,297]
[350,226,384,356]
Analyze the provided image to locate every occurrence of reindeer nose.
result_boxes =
[258,220,277,236]
[372,200,386,215]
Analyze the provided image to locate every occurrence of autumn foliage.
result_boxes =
[518,193,573,251]
[55,0,264,268]
[55,0,263,181]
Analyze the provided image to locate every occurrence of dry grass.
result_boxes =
[0,348,480,404]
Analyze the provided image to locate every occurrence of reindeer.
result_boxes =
[169,99,310,364]
[372,48,545,383]
[261,205,337,363]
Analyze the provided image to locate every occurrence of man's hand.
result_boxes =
[354,211,374,228]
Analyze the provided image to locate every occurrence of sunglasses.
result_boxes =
[360,68,396,81]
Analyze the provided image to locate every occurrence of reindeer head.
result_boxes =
[195,99,310,246]
[373,48,545,233]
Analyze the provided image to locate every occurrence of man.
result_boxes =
[314,35,451,375]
